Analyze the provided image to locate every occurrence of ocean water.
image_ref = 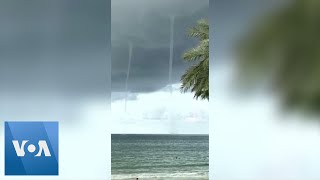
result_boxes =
[111,134,209,180]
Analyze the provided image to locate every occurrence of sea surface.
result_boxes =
[111,134,209,180]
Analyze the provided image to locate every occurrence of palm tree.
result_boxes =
[237,0,320,112]
[181,19,209,100]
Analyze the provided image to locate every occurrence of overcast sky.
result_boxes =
[0,0,111,121]
[110,0,209,134]
[0,0,110,97]
[111,0,209,93]
[0,1,111,179]
[1,0,319,179]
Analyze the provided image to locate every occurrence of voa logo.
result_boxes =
[5,122,59,175]
[12,140,51,157]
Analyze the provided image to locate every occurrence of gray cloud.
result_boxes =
[0,0,111,122]
[112,0,209,93]
[0,0,210,99]
[0,0,111,98]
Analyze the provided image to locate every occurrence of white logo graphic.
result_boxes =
[12,140,51,157]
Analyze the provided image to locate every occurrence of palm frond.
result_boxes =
[181,18,209,100]
[188,19,209,40]
[183,39,209,62]
[180,19,209,100]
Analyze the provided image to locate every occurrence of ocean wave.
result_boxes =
[113,163,209,170]
[112,172,209,180]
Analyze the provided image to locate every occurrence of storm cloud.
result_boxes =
[0,0,110,98]
[0,0,111,121]
[111,0,209,94]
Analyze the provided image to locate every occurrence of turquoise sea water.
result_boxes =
[111,134,209,180]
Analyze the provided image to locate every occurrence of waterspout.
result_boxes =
[169,16,175,134]
[169,16,175,95]
[124,41,133,113]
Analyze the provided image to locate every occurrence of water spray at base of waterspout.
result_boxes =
[124,41,133,113]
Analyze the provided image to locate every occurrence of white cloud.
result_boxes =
[111,84,209,134]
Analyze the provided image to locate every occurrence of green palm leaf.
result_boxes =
[181,19,209,100]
